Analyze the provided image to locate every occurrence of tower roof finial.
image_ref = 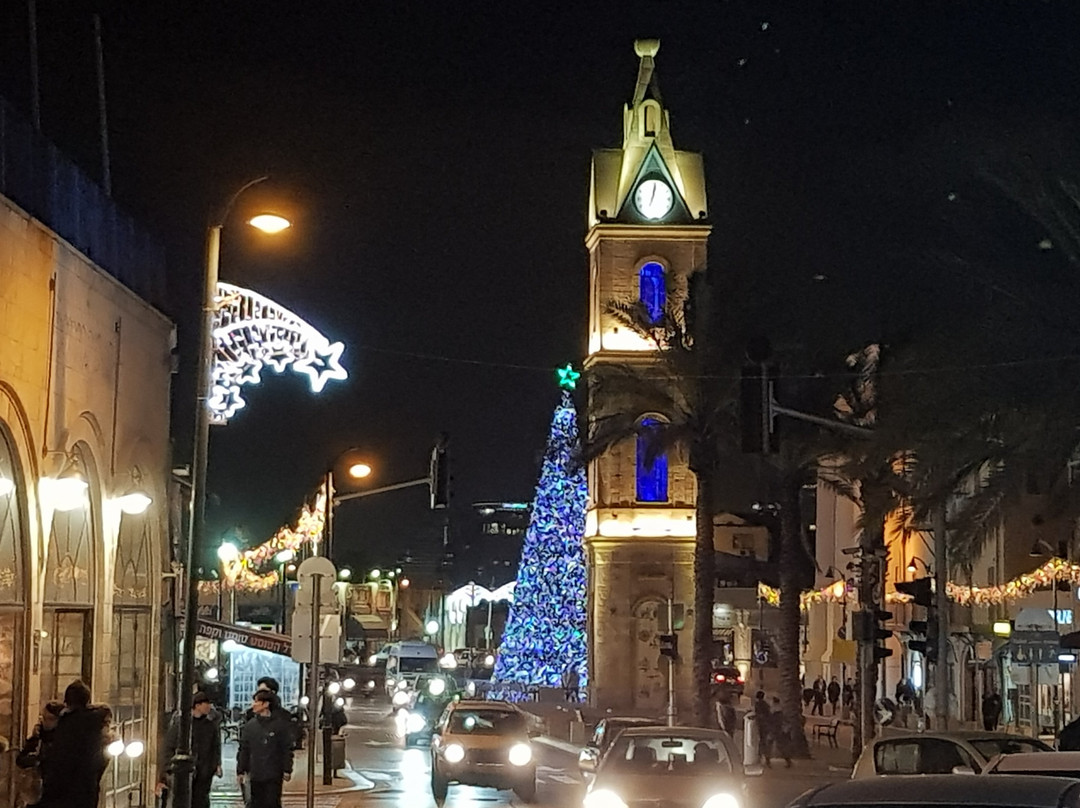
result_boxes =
[632,39,662,105]
[634,39,660,59]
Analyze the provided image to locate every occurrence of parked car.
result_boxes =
[580,726,750,808]
[578,717,662,772]
[430,700,536,802]
[852,730,1053,778]
[788,773,1080,807]
[983,751,1080,777]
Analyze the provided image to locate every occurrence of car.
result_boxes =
[851,730,1053,777]
[580,726,749,808]
[578,717,663,771]
[710,666,746,700]
[430,699,536,802]
[787,773,1080,807]
[983,751,1080,777]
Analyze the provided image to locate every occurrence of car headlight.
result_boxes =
[429,678,446,696]
[392,690,411,707]
[484,654,495,667]
[465,681,477,697]
[584,789,628,808]
[508,743,532,766]
[366,680,376,690]
[368,654,378,665]
[343,677,355,691]
[406,712,427,734]
[702,795,740,808]
[386,678,395,688]
[444,743,465,763]
[396,680,408,690]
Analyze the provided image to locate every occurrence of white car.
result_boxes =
[852,730,1052,777]
[580,726,748,808]
[983,751,1080,777]
[788,774,1080,807]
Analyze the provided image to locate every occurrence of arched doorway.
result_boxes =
[110,502,152,802]
[41,450,96,701]
[633,599,666,711]
[0,424,27,806]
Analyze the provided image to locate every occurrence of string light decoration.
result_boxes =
[197,488,327,594]
[210,282,348,422]
[758,557,1079,611]
[492,386,588,697]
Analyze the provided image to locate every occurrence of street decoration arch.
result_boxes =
[445,581,516,626]
[209,282,348,423]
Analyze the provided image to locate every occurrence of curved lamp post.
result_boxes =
[173,178,290,808]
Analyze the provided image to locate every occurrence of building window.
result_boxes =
[636,417,668,503]
[639,262,666,322]
[0,425,25,777]
[44,492,95,700]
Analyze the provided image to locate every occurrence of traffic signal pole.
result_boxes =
[666,597,676,727]
[933,504,950,730]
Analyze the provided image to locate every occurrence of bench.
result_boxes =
[813,718,841,747]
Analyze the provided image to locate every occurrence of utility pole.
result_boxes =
[933,503,950,730]
[666,597,677,727]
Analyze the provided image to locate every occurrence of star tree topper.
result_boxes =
[557,363,581,390]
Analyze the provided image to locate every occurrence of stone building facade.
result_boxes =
[583,41,711,712]
[0,101,173,806]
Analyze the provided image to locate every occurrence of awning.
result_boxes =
[1060,630,1080,649]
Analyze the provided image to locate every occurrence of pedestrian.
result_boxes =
[157,691,222,808]
[238,690,294,808]
[1061,715,1080,751]
[752,691,772,767]
[770,698,793,769]
[38,680,112,808]
[981,691,1003,732]
[561,664,580,702]
[827,676,841,715]
[843,678,854,709]
[15,700,63,806]
[812,678,826,716]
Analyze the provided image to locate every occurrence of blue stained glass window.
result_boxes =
[639,262,666,322]
[636,418,669,502]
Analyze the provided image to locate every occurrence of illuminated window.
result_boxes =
[639,262,666,322]
[636,418,668,502]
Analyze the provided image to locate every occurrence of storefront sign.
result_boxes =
[194,618,292,657]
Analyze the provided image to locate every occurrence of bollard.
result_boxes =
[743,712,760,768]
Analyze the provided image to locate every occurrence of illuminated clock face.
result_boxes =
[634,179,674,220]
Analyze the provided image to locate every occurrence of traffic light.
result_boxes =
[740,365,778,454]
[907,616,939,663]
[854,609,894,661]
[894,576,934,608]
[429,436,450,510]
[659,634,678,659]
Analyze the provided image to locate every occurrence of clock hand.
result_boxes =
[649,185,657,206]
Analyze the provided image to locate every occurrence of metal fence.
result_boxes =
[0,98,167,309]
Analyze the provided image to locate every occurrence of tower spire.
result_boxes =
[632,39,662,106]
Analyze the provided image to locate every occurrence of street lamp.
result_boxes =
[324,450,374,561]
[174,176,290,808]
[276,549,296,633]
[218,541,240,622]
[906,556,931,576]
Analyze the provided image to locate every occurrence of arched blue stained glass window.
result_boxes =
[639,262,666,322]
[636,417,669,502]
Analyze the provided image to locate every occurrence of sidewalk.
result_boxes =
[212,737,374,798]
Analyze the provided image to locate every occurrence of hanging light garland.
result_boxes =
[757,557,1077,611]
[197,488,327,594]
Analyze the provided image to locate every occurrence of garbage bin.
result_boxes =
[743,713,759,768]
[331,733,347,770]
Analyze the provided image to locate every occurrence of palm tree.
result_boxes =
[586,276,739,727]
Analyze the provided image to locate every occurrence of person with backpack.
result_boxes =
[39,680,112,808]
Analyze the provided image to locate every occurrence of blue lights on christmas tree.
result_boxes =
[493,387,588,695]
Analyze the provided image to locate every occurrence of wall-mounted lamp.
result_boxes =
[0,476,13,496]
[116,485,153,515]
[43,465,88,512]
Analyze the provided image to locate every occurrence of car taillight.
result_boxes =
[736,676,745,684]
[713,674,725,683]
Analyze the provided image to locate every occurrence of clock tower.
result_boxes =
[584,40,710,711]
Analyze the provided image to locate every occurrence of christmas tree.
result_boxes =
[493,367,588,695]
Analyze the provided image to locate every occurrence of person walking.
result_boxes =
[238,690,294,808]
[981,691,1003,732]
[561,664,580,702]
[158,692,222,808]
[15,700,63,806]
[39,680,112,808]
[752,691,773,767]
[827,677,841,715]
[811,677,826,716]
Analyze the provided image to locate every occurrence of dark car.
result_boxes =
[578,717,662,771]
[788,774,1080,808]
[710,666,746,699]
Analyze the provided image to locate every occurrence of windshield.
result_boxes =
[970,738,1052,759]
[605,734,733,775]
[449,709,526,735]
[398,657,438,673]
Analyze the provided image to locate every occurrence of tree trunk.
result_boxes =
[776,478,810,758]
[692,471,717,727]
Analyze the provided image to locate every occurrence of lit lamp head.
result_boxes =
[348,462,372,479]
[106,739,125,758]
[47,466,89,512]
[275,548,295,565]
[425,619,439,636]
[125,740,145,759]
[338,568,352,580]
[0,476,14,497]
[116,485,153,515]
[247,213,291,234]
[370,569,381,580]
[218,542,240,563]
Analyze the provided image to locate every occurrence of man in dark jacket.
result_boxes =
[158,691,222,808]
[41,680,112,808]
[238,690,294,808]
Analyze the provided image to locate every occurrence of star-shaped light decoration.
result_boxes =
[294,340,348,393]
[208,383,247,421]
[260,337,296,373]
[556,364,581,390]
[233,354,264,385]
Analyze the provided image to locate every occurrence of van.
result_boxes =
[385,641,440,695]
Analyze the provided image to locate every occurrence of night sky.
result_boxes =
[1,2,1078,578]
